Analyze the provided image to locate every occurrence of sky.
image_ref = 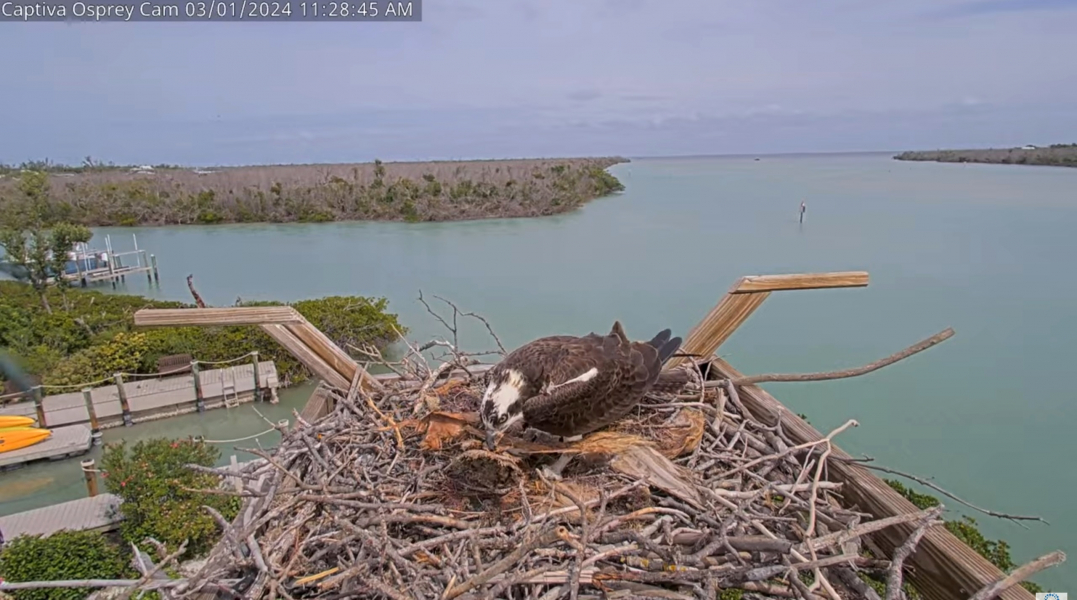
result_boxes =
[1,0,1076,166]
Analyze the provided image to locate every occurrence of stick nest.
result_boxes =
[173,363,938,600]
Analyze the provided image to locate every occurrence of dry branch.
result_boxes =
[710,328,955,387]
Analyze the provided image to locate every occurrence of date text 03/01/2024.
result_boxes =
[184,1,416,19]
[0,0,418,20]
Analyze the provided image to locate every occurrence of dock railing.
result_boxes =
[132,272,1036,600]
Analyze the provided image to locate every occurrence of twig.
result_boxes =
[712,328,954,386]
[834,457,1047,524]
[966,551,1066,600]
[884,506,944,600]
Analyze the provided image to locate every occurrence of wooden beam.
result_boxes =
[299,383,335,423]
[284,321,384,393]
[133,306,384,392]
[134,307,302,328]
[664,271,869,370]
[731,271,869,294]
[707,357,1031,600]
[258,324,350,389]
[665,291,771,369]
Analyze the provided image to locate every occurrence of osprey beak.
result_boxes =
[485,429,498,451]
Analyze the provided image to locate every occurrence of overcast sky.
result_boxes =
[2,0,1075,166]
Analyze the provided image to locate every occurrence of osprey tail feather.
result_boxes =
[651,368,691,394]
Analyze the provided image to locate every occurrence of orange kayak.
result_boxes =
[0,427,52,453]
[0,415,37,429]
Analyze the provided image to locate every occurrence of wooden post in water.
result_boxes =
[81,387,101,443]
[81,459,99,497]
[31,386,46,428]
[191,361,205,412]
[113,373,133,427]
[251,351,262,402]
[150,254,159,283]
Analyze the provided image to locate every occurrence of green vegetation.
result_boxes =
[885,479,1043,594]
[894,145,1077,167]
[0,169,93,314]
[0,280,405,392]
[0,157,628,226]
[0,440,242,598]
[101,437,238,558]
[0,530,129,600]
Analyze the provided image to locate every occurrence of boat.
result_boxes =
[0,415,37,429]
[0,427,52,453]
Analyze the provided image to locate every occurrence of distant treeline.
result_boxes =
[0,157,628,226]
[894,144,1077,168]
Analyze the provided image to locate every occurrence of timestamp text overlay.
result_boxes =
[1,0,421,20]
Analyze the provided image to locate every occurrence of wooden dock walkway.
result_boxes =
[0,493,122,540]
[0,458,261,541]
[0,361,280,431]
[0,425,93,470]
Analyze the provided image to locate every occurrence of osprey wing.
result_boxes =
[521,333,618,437]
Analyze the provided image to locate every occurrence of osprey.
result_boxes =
[481,321,686,479]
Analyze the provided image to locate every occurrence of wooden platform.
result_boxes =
[0,493,122,540]
[0,458,260,541]
[0,361,280,430]
[0,425,93,470]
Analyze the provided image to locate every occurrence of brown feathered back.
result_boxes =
[505,321,681,438]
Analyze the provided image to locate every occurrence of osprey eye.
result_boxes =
[499,414,508,424]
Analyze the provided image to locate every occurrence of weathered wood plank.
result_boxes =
[707,357,1030,600]
[134,307,302,328]
[663,291,771,369]
[731,271,870,294]
[299,383,335,423]
[284,321,384,392]
[259,324,351,389]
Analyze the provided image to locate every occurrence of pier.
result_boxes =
[0,425,93,470]
[0,456,260,540]
[64,233,160,288]
[0,355,280,440]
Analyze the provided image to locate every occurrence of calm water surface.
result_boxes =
[4,153,1075,588]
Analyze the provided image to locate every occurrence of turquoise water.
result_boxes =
[5,152,1075,588]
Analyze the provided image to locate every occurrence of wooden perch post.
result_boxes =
[664,271,869,369]
[133,307,383,393]
[669,270,1031,600]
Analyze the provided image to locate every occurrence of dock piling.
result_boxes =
[81,387,102,444]
[229,455,242,493]
[191,361,206,412]
[31,386,46,428]
[81,459,99,497]
[150,254,159,283]
[251,351,262,401]
[113,373,133,427]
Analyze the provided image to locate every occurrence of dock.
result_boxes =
[0,360,280,432]
[64,233,160,288]
[0,493,122,540]
[0,425,93,470]
[0,457,260,540]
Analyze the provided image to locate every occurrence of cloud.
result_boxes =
[923,0,1077,19]
[1,1,1075,165]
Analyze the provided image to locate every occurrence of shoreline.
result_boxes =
[893,145,1077,168]
[0,156,630,227]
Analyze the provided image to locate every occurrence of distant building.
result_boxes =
[1021,144,1038,150]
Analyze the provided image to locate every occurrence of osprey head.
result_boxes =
[480,367,528,450]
